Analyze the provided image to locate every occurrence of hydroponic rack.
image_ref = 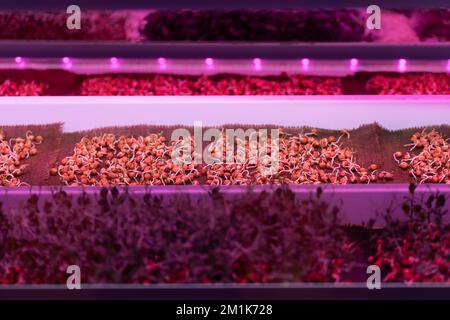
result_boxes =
[0,2,449,299]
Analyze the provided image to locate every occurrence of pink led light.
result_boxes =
[110,57,119,68]
[398,58,407,72]
[62,57,72,69]
[301,58,310,69]
[447,59,450,72]
[205,57,214,67]
[14,56,25,68]
[253,58,262,70]
[158,57,167,69]
[349,58,359,71]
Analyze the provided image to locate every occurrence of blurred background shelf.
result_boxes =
[0,0,449,10]
[0,42,449,60]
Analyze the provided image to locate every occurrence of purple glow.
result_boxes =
[62,57,72,69]
[253,58,262,70]
[110,57,119,68]
[350,58,358,71]
[205,57,214,68]
[301,58,311,70]
[205,58,214,70]
[398,58,407,72]
[158,57,167,69]
[14,56,25,68]
[447,59,450,72]
[301,58,310,69]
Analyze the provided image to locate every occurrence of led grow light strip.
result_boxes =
[1,58,449,76]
